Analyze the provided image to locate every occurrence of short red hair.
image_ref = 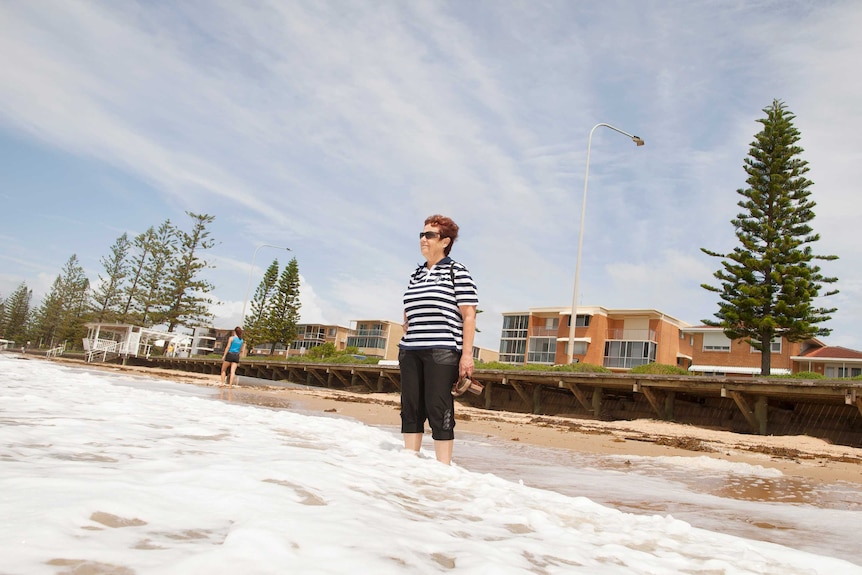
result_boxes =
[425,214,459,256]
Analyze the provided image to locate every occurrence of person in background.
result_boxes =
[399,214,478,465]
[220,327,246,387]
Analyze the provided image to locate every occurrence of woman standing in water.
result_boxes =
[399,214,478,465]
[220,326,246,388]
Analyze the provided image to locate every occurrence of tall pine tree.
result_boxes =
[91,232,131,322]
[121,226,157,323]
[163,212,216,332]
[0,282,32,344]
[701,99,838,375]
[128,221,177,326]
[32,255,91,349]
[265,257,301,354]
[243,259,280,349]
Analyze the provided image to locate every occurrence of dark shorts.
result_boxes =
[398,347,460,441]
[225,352,240,364]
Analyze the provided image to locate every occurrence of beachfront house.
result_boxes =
[498,306,692,371]
[82,323,194,363]
[495,305,862,378]
[682,327,862,377]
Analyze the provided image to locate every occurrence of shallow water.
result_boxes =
[3,355,861,573]
[217,376,862,565]
[453,436,862,563]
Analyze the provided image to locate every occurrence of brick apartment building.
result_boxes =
[499,306,862,378]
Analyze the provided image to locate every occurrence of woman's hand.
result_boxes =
[459,354,474,380]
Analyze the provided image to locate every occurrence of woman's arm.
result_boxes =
[459,304,477,378]
[222,336,232,360]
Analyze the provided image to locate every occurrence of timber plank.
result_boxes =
[729,391,761,434]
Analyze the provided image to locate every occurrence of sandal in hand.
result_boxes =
[452,376,484,397]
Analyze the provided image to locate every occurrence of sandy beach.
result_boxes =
[42,356,862,485]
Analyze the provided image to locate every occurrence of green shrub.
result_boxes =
[768,371,825,379]
[474,362,611,373]
[290,353,379,365]
[629,363,690,375]
[305,343,338,360]
[547,363,612,373]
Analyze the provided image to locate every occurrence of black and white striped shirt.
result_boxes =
[400,256,478,351]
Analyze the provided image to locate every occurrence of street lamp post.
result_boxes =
[240,243,292,323]
[566,123,644,364]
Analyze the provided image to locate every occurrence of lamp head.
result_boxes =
[632,136,645,146]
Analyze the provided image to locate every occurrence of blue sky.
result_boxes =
[1,1,861,352]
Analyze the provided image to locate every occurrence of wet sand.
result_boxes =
[41,356,862,485]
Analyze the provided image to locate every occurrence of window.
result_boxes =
[302,325,324,340]
[346,336,385,349]
[702,332,731,352]
[527,337,556,364]
[603,341,656,369]
[566,314,591,328]
[355,324,384,337]
[570,341,587,355]
[501,315,529,339]
[291,341,321,351]
[499,339,526,363]
[825,366,862,378]
[750,337,782,354]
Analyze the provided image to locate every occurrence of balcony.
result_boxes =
[354,329,385,337]
[346,336,386,349]
[529,327,559,337]
[606,329,657,342]
[603,356,652,369]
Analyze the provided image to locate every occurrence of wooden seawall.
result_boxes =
[132,356,862,448]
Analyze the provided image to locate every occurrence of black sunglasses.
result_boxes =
[419,231,442,239]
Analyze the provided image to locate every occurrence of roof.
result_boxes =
[681,325,725,333]
[520,306,690,326]
[795,346,862,360]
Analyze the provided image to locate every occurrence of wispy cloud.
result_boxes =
[1,1,860,350]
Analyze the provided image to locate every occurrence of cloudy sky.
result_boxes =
[1,1,860,352]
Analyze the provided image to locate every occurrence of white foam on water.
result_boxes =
[1,355,860,574]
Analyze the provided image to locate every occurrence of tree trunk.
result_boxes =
[760,344,771,376]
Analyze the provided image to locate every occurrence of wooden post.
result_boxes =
[665,391,675,421]
[755,395,768,435]
[641,386,667,420]
[563,381,593,413]
[509,380,532,411]
[729,391,760,434]
[592,387,603,418]
[532,384,543,415]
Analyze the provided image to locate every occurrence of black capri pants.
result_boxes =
[398,348,460,441]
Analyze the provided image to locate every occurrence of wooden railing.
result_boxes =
[45,345,65,358]
[85,338,120,363]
